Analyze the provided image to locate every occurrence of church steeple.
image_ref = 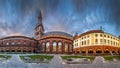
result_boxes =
[38,11,42,25]
[34,11,45,40]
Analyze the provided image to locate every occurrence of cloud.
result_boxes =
[0,0,120,38]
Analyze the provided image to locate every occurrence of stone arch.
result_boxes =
[11,49,15,52]
[17,48,21,52]
[23,48,26,52]
[96,49,102,54]
[1,50,4,52]
[104,49,109,53]
[28,48,32,52]
[58,41,62,52]
[81,51,86,54]
[6,49,10,52]
[52,41,57,52]
[46,41,50,52]
[88,49,93,54]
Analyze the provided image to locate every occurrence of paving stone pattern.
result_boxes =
[0,55,120,68]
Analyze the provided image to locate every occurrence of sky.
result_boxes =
[0,0,120,38]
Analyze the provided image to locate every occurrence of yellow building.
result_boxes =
[73,30,120,55]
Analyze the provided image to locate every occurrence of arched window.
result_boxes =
[46,42,50,52]
[42,43,45,52]
[12,42,15,45]
[24,40,26,46]
[58,42,62,51]
[53,42,57,51]
[18,42,20,45]
[6,42,9,46]
[65,43,68,52]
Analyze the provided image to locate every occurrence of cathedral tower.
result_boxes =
[34,11,44,40]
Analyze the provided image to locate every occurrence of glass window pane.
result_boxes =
[58,42,62,51]
[46,42,50,52]
[53,42,57,51]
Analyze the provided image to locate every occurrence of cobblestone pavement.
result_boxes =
[0,54,120,68]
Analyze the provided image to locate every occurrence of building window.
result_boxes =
[108,35,109,38]
[74,44,76,47]
[100,39,102,44]
[95,39,98,44]
[84,41,86,45]
[87,35,89,38]
[46,42,50,52]
[53,42,57,51]
[18,42,20,45]
[82,41,84,45]
[12,42,15,45]
[100,34,102,37]
[104,35,106,37]
[104,39,106,44]
[58,42,62,51]
[108,40,109,44]
[111,41,112,45]
[24,40,26,45]
[95,34,98,37]
[6,42,9,45]
[87,40,89,45]
[83,36,86,39]
[24,42,26,45]
[116,42,117,46]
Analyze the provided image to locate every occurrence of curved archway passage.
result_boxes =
[58,42,62,52]
[28,50,32,52]
[77,51,79,54]
[81,51,86,55]
[53,42,57,52]
[88,49,93,54]
[23,50,27,52]
[96,49,102,54]
[11,50,15,52]
[46,42,50,52]
[104,49,110,54]
[6,50,10,52]
[1,50,4,52]
[112,51,115,53]
[17,50,21,52]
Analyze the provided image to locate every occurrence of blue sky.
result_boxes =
[0,0,120,38]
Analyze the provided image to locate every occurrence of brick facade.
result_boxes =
[37,34,73,54]
[0,36,37,53]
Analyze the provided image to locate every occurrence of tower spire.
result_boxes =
[38,11,42,25]
[34,10,45,40]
